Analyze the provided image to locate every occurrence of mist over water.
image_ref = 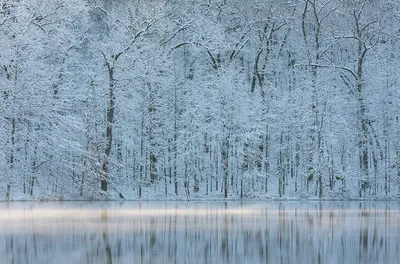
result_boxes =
[0,201,399,264]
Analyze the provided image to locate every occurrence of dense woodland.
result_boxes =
[1,0,400,200]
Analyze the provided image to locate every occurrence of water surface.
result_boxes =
[0,201,399,264]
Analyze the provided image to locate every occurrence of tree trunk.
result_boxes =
[101,62,115,194]
[30,145,38,197]
[222,138,229,199]
[6,117,15,200]
[148,83,157,184]
[356,40,369,197]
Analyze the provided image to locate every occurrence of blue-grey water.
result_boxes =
[0,201,399,264]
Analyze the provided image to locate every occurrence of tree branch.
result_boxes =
[295,63,357,79]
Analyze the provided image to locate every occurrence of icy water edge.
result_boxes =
[0,201,399,264]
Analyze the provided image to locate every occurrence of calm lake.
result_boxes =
[0,201,399,264]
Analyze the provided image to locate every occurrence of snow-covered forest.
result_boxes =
[1,0,400,200]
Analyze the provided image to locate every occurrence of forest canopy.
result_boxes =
[1,0,400,200]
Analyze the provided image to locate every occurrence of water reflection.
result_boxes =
[0,201,399,264]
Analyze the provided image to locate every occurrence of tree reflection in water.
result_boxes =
[0,201,399,264]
